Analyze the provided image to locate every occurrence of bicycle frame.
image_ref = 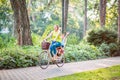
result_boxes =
[39,41,65,69]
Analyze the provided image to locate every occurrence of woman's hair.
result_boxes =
[56,25,59,29]
[54,25,59,30]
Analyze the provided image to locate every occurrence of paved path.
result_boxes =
[0,57,120,80]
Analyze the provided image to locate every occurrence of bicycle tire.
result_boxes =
[56,54,65,67]
[38,51,49,69]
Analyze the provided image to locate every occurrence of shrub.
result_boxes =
[0,33,16,48]
[0,46,41,69]
[0,36,4,48]
[86,28,120,56]
[87,28,117,46]
[65,41,107,63]
[99,43,119,56]
[0,41,108,69]
[67,33,79,45]
[32,33,41,46]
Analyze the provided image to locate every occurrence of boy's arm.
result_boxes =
[62,32,69,46]
[63,38,67,46]
[63,32,69,41]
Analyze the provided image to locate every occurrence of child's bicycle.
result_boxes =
[38,41,65,69]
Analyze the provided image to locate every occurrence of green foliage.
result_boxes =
[87,28,117,46]
[32,33,41,46]
[0,33,16,48]
[65,41,106,63]
[106,1,118,27]
[0,46,41,69]
[99,43,119,56]
[0,0,12,29]
[41,25,54,41]
[0,41,108,69]
[67,33,79,45]
[0,36,4,48]
[98,43,110,55]
[86,28,119,56]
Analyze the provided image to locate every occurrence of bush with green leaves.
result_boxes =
[86,28,119,56]
[99,43,119,56]
[0,36,4,48]
[0,46,41,69]
[0,33,16,48]
[0,40,108,69]
[87,28,117,46]
[67,33,79,45]
[32,33,41,46]
[65,41,107,63]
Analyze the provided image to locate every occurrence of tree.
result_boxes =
[62,0,65,34]
[118,0,120,43]
[83,0,87,36]
[10,0,33,46]
[100,0,107,27]
[64,0,69,34]
[62,0,69,34]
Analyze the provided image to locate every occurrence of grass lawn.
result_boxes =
[47,65,120,80]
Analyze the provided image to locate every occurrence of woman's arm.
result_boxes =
[44,31,53,40]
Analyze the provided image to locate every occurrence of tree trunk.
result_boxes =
[118,0,120,43]
[84,0,87,37]
[100,0,107,27]
[28,0,31,17]
[62,0,69,34]
[64,0,69,34]
[10,0,33,46]
[62,0,65,34]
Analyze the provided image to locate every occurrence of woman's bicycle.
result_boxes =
[38,41,65,69]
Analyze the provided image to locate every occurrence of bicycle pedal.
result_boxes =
[55,59,61,62]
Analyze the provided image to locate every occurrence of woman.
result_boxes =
[44,25,62,60]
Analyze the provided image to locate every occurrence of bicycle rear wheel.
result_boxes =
[56,54,65,67]
[38,51,49,69]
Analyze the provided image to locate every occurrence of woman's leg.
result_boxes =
[49,41,56,57]
[50,41,62,60]
[50,45,54,57]
[52,42,61,54]
[52,42,62,59]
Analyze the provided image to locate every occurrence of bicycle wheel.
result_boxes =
[38,51,49,69]
[56,54,65,67]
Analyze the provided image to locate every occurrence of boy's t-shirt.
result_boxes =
[61,41,64,47]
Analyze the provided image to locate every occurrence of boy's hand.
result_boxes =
[66,32,70,35]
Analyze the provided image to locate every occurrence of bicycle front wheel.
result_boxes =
[38,51,49,69]
[56,54,65,67]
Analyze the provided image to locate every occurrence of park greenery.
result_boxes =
[47,65,120,80]
[0,0,120,69]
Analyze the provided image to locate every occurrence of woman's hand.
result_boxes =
[43,39,46,42]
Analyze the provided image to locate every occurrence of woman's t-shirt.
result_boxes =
[52,30,61,42]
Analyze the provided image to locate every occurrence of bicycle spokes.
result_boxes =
[39,51,49,69]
